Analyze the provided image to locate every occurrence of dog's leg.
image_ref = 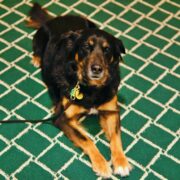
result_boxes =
[31,27,49,67]
[98,96,132,177]
[54,100,112,178]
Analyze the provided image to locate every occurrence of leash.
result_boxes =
[0,101,72,124]
[0,105,119,124]
[0,83,120,124]
[0,117,57,124]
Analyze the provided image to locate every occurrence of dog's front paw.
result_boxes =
[113,156,132,177]
[92,155,112,178]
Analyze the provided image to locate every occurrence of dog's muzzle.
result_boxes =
[88,63,104,80]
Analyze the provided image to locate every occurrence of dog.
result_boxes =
[27,3,132,178]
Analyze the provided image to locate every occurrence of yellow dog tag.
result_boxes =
[70,82,84,100]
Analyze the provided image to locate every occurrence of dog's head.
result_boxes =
[73,29,125,87]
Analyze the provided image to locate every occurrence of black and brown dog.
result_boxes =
[27,3,132,178]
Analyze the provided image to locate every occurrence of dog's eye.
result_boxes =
[84,44,93,52]
[79,44,93,57]
[103,47,110,54]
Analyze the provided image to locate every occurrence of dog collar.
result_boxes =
[70,81,84,100]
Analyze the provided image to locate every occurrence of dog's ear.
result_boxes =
[65,61,77,78]
[115,38,126,55]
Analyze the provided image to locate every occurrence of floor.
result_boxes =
[0,0,179,179]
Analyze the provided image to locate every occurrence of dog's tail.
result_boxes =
[27,3,52,29]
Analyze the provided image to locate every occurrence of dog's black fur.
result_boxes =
[29,3,125,109]
[28,3,131,177]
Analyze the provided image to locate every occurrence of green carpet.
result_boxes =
[0,0,179,179]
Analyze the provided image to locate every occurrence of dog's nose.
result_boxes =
[91,64,103,75]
